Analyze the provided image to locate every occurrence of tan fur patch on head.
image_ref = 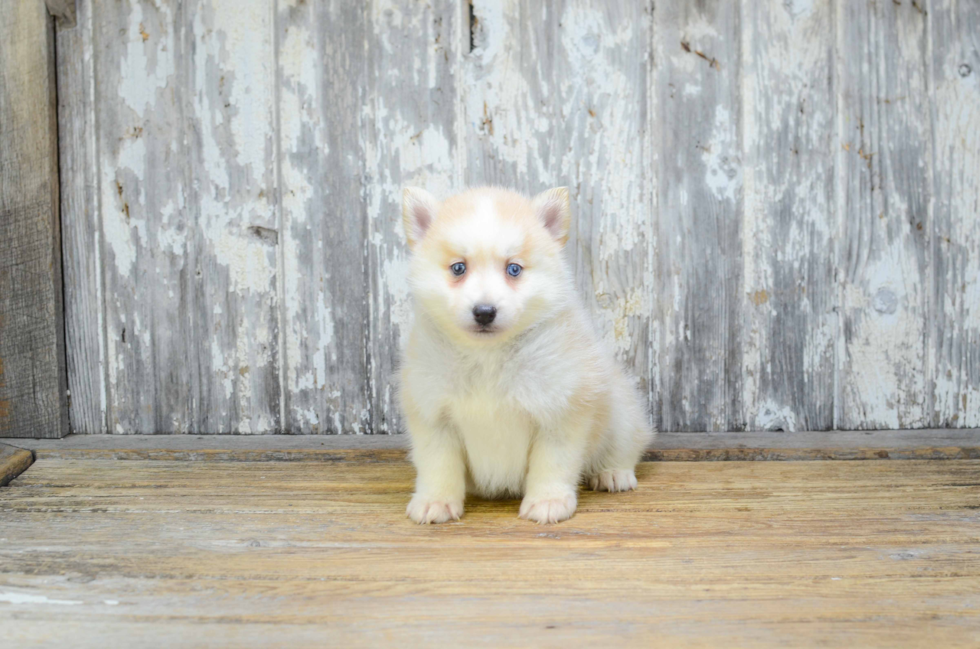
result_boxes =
[421,187,559,260]
[435,187,535,226]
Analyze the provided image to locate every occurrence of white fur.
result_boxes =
[399,187,653,524]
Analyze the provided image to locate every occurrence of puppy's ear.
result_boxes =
[402,187,439,249]
[531,187,571,246]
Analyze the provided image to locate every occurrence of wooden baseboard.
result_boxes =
[1,430,977,462]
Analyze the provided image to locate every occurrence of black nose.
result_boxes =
[472,304,497,326]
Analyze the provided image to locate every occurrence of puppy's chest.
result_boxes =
[446,389,535,497]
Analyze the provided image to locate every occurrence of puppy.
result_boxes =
[399,186,653,524]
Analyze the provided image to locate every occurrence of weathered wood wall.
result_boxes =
[56,0,979,434]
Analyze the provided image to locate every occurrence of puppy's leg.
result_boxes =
[406,417,466,524]
[588,429,646,492]
[519,414,592,524]
[588,390,651,492]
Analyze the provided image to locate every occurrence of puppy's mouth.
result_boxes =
[469,325,499,336]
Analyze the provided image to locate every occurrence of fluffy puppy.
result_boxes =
[399,186,652,524]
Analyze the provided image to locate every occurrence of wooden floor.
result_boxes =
[1,455,979,647]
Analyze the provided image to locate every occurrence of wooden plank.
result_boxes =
[462,1,655,421]
[363,0,459,433]
[653,1,743,431]
[92,0,187,433]
[0,0,69,438]
[183,0,281,433]
[0,444,33,486]
[553,2,655,421]
[740,0,836,431]
[1,458,978,646]
[277,0,371,433]
[836,0,932,429]
[4,430,978,462]
[93,0,281,433]
[462,0,550,191]
[930,0,980,427]
[57,0,107,434]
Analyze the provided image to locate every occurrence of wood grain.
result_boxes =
[930,0,980,427]
[654,1,744,431]
[278,0,371,433]
[741,0,836,431]
[6,429,980,462]
[17,445,980,464]
[0,0,69,438]
[836,0,932,429]
[57,0,106,434]
[1,457,978,646]
[87,0,282,433]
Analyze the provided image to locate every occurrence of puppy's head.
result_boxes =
[403,186,572,345]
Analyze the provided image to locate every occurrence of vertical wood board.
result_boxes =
[58,0,107,434]
[740,0,836,431]
[929,0,980,427]
[277,0,371,433]
[0,0,69,438]
[653,0,744,431]
[92,0,281,433]
[836,0,932,429]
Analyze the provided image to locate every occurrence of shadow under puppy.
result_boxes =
[399,186,653,524]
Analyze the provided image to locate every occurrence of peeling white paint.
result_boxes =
[702,105,741,203]
[842,235,928,428]
[464,0,550,183]
[754,399,799,432]
[118,3,174,115]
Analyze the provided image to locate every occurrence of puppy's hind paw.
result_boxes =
[407,494,463,524]
[519,492,577,524]
[589,469,638,492]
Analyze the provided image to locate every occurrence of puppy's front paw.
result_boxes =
[519,491,577,524]
[588,469,638,492]
[407,494,463,524]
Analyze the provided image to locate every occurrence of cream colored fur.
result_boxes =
[399,186,652,524]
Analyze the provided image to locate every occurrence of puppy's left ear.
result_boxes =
[532,187,571,246]
[402,187,439,249]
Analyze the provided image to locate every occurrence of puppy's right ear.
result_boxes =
[402,187,438,249]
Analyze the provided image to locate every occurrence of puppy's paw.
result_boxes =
[519,491,577,524]
[407,494,463,524]
[588,469,638,492]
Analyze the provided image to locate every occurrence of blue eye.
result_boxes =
[450,262,466,276]
[507,263,523,277]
